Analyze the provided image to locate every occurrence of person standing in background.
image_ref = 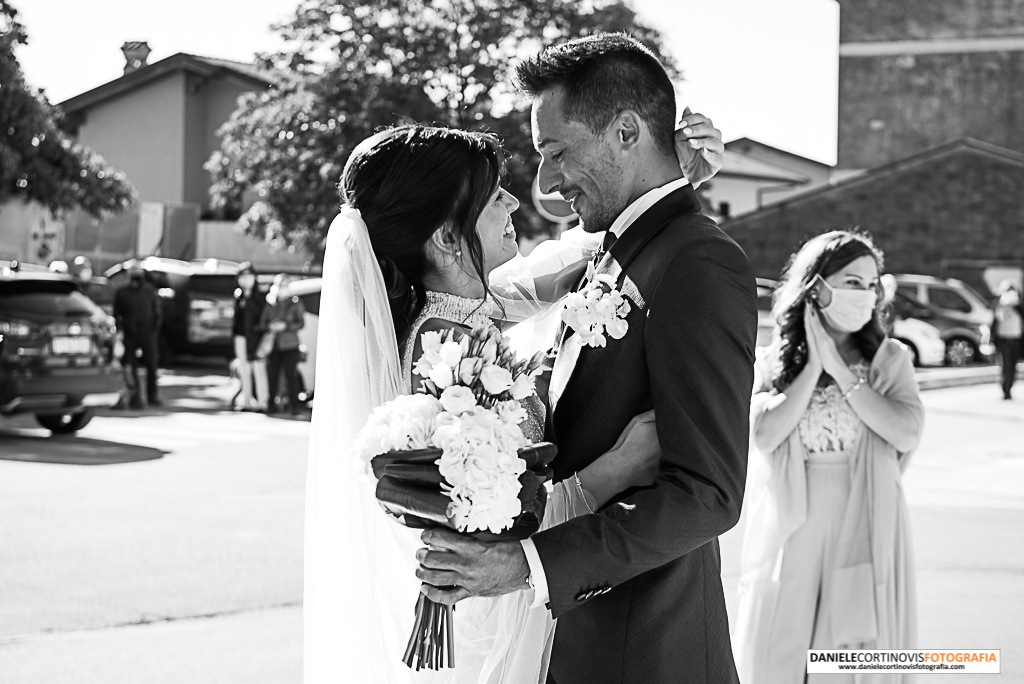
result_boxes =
[113,262,163,408]
[991,280,1023,400]
[232,262,269,411]
[259,274,305,415]
[733,231,924,684]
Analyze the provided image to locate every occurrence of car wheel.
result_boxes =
[945,338,976,367]
[896,339,920,367]
[36,410,94,434]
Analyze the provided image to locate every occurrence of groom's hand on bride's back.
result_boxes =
[416,529,530,606]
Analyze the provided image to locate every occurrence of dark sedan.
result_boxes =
[0,266,123,433]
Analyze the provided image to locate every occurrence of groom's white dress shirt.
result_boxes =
[520,176,692,608]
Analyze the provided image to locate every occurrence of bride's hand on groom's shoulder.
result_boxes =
[675,107,724,188]
[415,529,530,605]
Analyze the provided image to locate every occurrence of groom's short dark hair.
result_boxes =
[514,33,677,156]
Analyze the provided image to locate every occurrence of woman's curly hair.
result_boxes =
[770,230,887,393]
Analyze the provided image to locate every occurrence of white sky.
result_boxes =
[14,0,840,165]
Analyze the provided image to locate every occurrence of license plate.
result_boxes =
[52,336,92,355]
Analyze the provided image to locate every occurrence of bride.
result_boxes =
[306,120,721,683]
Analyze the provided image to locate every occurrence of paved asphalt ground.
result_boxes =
[0,367,1021,683]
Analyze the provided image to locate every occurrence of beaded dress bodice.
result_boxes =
[798,362,870,455]
[401,291,546,442]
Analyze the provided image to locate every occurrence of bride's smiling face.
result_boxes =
[475,186,521,274]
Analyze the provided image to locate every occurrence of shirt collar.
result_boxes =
[607,177,692,239]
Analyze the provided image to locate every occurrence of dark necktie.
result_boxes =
[596,230,617,261]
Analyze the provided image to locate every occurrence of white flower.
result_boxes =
[508,374,536,401]
[481,338,499,364]
[429,362,454,389]
[438,340,463,368]
[560,271,633,349]
[420,330,443,355]
[479,365,514,395]
[606,317,628,340]
[495,399,528,427]
[457,358,480,385]
[439,386,478,415]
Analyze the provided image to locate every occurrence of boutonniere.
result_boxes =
[561,261,631,348]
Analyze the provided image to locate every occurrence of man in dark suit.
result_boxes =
[418,34,757,683]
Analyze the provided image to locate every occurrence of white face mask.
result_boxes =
[819,283,877,332]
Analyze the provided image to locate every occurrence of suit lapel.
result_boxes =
[549,184,703,419]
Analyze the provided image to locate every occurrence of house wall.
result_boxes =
[704,176,789,219]
[182,74,253,212]
[74,72,187,205]
[722,146,1024,281]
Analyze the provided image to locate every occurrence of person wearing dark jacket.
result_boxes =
[991,280,1024,400]
[259,274,305,415]
[113,262,163,407]
[232,262,269,411]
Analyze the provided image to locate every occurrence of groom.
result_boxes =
[418,34,756,683]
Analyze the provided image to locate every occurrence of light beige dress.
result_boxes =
[733,338,925,684]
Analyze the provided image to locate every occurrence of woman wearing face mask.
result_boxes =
[732,231,925,684]
[260,273,306,415]
[990,280,1023,400]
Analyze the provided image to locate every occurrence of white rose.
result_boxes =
[428,362,454,389]
[439,386,478,415]
[479,365,514,395]
[420,330,443,355]
[508,374,535,401]
[438,340,463,368]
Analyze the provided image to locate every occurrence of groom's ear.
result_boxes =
[612,110,643,150]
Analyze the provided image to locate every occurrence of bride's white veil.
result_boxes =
[305,206,429,683]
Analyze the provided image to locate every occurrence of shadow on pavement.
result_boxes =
[0,431,167,466]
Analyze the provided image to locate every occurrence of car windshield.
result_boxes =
[0,280,106,319]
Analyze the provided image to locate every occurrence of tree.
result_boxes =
[209,0,676,259]
[0,1,135,216]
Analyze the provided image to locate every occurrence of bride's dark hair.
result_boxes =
[770,230,886,392]
[338,125,505,344]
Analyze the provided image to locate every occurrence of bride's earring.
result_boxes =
[455,249,462,258]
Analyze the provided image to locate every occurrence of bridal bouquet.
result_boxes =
[353,324,557,671]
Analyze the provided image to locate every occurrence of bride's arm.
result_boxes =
[542,411,660,528]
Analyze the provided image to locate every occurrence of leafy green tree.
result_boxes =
[209,0,676,259]
[0,1,135,216]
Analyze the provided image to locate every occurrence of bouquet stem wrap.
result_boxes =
[372,443,557,670]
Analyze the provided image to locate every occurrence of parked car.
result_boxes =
[0,264,123,433]
[889,315,946,367]
[105,257,240,365]
[892,274,995,366]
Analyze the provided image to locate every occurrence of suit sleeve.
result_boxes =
[530,233,757,618]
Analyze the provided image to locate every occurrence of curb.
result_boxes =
[916,366,1024,392]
